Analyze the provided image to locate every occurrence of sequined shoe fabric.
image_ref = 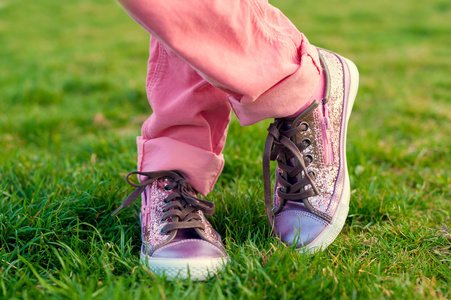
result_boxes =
[112,170,227,280]
[263,48,359,252]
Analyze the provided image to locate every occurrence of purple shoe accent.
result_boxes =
[263,48,359,252]
[275,202,328,246]
[151,239,224,259]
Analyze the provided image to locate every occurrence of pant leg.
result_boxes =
[137,38,232,196]
[118,0,321,126]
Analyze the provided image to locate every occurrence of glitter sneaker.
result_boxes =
[262,48,359,252]
[112,170,227,280]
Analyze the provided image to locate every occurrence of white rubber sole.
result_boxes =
[140,253,227,281]
[304,56,359,253]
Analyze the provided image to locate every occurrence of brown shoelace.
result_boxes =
[111,170,214,234]
[262,117,320,232]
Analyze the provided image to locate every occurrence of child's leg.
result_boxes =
[138,38,231,196]
[114,38,232,281]
[118,0,321,125]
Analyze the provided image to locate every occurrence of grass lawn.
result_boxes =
[1,0,450,298]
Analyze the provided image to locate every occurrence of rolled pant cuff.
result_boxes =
[230,43,321,126]
[137,136,224,196]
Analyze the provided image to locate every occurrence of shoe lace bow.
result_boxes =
[111,170,215,234]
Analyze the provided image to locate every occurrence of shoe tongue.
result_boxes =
[172,228,201,242]
[284,201,309,212]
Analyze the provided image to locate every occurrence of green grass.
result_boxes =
[1,0,450,298]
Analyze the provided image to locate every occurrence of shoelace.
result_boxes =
[262,118,320,232]
[111,170,215,234]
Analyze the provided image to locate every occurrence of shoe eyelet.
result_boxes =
[304,154,313,164]
[160,228,166,235]
[308,170,316,179]
[300,122,309,131]
[163,185,172,192]
[302,138,311,147]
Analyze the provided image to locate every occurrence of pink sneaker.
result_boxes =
[262,48,359,252]
[112,170,227,280]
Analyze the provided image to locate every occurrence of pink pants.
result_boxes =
[119,0,322,195]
